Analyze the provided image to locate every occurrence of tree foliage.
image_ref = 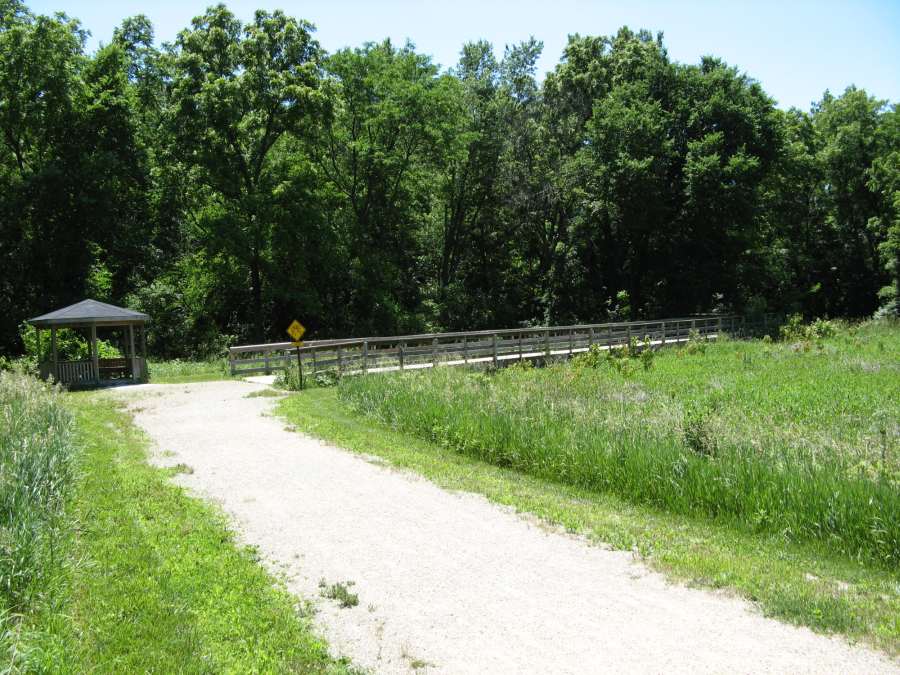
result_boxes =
[1,4,897,357]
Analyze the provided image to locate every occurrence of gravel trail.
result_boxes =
[116,380,898,674]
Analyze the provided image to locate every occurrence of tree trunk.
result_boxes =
[250,248,263,342]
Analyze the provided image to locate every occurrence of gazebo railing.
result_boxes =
[54,360,95,384]
[39,357,147,385]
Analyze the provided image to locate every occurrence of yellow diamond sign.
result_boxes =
[287,319,306,341]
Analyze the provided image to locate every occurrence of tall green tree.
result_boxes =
[315,40,460,334]
[167,5,325,340]
[0,5,151,351]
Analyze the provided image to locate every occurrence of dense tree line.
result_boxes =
[1,2,898,356]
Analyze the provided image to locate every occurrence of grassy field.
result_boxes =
[1,376,353,672]
[147,357,233,383]
[337,322,900,567]
[276,321,900,653]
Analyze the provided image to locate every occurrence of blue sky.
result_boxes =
[27,0,900,111]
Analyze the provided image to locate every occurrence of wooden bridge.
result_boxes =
[229,315,772,379]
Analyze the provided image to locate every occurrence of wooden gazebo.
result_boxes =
[28,299,149,386]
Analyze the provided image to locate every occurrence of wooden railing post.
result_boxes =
[312,348,318,375]
[545,330,550,356]
[661,321,666,346]
[337,346,343,375]
[492,334,498,367]
[432,337,438,368]
[569,330,574,354]
[519,332,524,360]
[362,340,369,374]
[399,342,405,370]
[463,336,468,364]
[264,350,270,375]
[588,327,594,347]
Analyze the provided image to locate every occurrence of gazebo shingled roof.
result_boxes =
[28,299,149,327]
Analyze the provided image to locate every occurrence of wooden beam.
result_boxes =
[51,327,57,380]
[129,324,136,380]
[91,324,99,384]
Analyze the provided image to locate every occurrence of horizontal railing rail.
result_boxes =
[228,314,782,378]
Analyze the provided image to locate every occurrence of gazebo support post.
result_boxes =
[141,326,147,381]
[129,325,137,381]
[91,324,99,384]
[51,327,58,381]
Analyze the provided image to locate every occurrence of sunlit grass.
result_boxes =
[147,358,233,384]
[338,322,900,568]
[2,381,355,671]
[0,372,75,665]
[278,387,900,655]
[43,394,355,672]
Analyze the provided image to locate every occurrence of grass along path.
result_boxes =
[43,393,355,672]
[277,387,900,657]
[337,325,900,568]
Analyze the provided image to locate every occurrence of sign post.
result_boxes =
[287,320,306,390]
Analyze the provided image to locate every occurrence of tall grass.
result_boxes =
[147,357,231,383]
[339,322,900,567]
[0,372,76,652]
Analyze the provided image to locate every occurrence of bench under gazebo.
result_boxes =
[28,299,149,386]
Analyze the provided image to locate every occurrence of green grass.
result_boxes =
[336,322,900,568]
[276,334,900,656]
[7,391,354,672]
[0,372,76,667]
[147,357,233,384]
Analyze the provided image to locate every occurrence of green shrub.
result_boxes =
[779,314,839,343]
[571,344,605,369]
[19,322,121,362]
[682,329,708,355]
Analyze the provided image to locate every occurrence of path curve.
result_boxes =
[116,381,898,674]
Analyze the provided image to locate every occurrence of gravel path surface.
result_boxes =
[116,380,898,674]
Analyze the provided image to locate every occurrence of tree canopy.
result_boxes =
[1,4,898,356]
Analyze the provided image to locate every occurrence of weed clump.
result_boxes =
[573,335,654,373]
[682,329,708,355]
[275,366,342,391]
[319,580,359,608]
[681,403,717,457]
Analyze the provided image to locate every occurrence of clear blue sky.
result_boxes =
[27,0,900,110]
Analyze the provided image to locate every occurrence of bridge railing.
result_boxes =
[228,314,780,378]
